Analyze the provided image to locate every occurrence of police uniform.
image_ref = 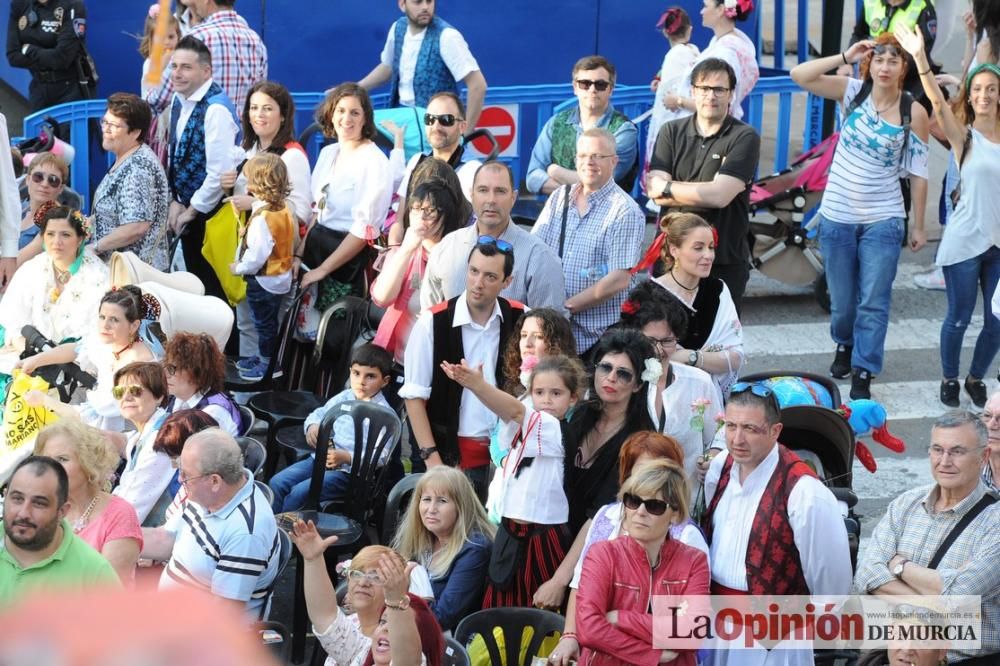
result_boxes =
[6,0,91,111]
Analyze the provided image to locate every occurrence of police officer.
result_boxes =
[6,0,93,111]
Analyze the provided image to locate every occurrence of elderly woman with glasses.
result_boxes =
[162,332,242,436]
[981,393,1000,491]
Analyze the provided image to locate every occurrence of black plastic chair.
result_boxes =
[381,473,422,544]
[454,608,565,666]
[237,437,267,478]
[225,286,306,394]
[256,528,294,663]
[289,400,402,663]
[442,636,471,666]
[237,404,255,437]
[255,480,275,506]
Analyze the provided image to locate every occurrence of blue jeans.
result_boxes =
[819,215,904,374]
[268,456,351,512]
[246,278,284,359]
[940,246,1000,380]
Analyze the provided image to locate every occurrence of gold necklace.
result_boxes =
[73,495,100,533]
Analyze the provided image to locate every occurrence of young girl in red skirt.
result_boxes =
[441,354,586,609]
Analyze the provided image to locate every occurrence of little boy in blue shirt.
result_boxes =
[268,344,393,512]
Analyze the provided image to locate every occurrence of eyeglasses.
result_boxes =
[164,364,178,376]
[575,153,615,163]
[343,568,384,584]
[575,79,611,92]
[477,235,514,255]
[100,119,126,131]
[30,172,62,188]
[872,44,902,57]
[424,113,462,127]
[112,384,145,400]
[692,84,731,97]
[983,411,1000,425]
[409,204,442,220]
[622,493,672,516]
[179,473,211,488]
[929,445,985,461]
[646,335,678,349]
[595,361,635,385]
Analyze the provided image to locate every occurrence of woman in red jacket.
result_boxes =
[575,459,710,666]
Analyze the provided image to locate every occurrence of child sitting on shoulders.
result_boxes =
[269,343,394,512]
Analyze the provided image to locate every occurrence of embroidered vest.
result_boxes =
[168,81,241,206]
[165,392,243,434]
[389,16,458,108]
[549,107,638,191]
[701,445,817,596]
[426,296,525,466]
[242,205,295,277]
[863,0,928,36]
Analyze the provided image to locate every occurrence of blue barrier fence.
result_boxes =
[23,77,820,211]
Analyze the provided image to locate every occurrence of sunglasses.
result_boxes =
[424,113,462,127]
[112,384,145,400]
[575,79,611,92]
[623,492,672,516]
[729,381,781,412]
[595,361,635,385]
[871,44,902,57]
[477,235,514,255]
[30,172,62,188]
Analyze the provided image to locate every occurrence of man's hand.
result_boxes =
[220,169,238,190]
[0,257,16,292]
[225,194,255,212]
[646,170,672,199]
[696,450,719,483]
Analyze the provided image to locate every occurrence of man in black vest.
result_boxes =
[400,237,524,497]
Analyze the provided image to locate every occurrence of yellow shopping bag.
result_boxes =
[201,202,247,306]
[1,370,59,479]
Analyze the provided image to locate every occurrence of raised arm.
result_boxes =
[791,40,874,101]
[441,359,525,424]
[289,520,342,632]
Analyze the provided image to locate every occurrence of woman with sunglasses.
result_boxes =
[896,25,1000,409]
[791,32,930,400]
[162,332,241,436]
[574,459,709,666]
[111,361,173,526]
[17,152,68,265]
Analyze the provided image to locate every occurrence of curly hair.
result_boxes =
[34,420,119,493]
[242,153,290,207]
[315,82,376,141]
[164,332,226,395]
[658,212,714,271]
[858,33,909,90]
[501,309,577,394]
[152,408,219,458]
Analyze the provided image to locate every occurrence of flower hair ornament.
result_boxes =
[148,3,161,18]
[519,354,539,389]
[140,293,162,321]
[641,357,663,384]
[33,200,58,228]
[656,8,682,33]
[723,0,754,19]
[68,209,94,243]
[620,299,640,316]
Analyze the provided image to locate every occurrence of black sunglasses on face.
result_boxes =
[30,172,62,188]
[623,493,671,516]
[424,113,461,127]
[575,79,611,92]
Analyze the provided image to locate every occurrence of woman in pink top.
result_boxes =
[34,420,143,583]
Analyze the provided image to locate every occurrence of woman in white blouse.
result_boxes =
[301,83,392,307]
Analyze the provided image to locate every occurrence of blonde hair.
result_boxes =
[350,545,395,572]
[391,467,496,578]
[34,421,119,493]
[243,153,290,208]
[28,152,69,182]
[619,458,690,524]
[138,11,181,59]
[658,212,713,270]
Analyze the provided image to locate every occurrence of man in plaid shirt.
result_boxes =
[145,0,266,116]
[855,411,1000,663]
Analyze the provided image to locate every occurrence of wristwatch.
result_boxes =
[892,559,909,577]
[687,350,699,367]
[418,446,438,461]
[662,180,673,199]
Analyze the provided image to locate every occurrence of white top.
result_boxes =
[650,42,701,130]
[169,391,239,437]
[399,293,504,439]
[315,609,428,666]
[647,362,724,503]
[936,129,1000,266]
[396,152,481,205]
[310,142,392,241]
[232,201,293,295]
[0,112,21,256]
[703,447,853,594]
[170,78,241,214]
[114,408,173,525]
[378,23,480,106]
[235,143,312,225]
[491,405,568,524]
[75,332,154,432]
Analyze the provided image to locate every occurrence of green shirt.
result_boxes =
[0,519,119,606]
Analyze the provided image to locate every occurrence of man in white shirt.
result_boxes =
[701,383,852,665]
[165,35,240,303]
[401,239,526,498]
[359,0,487,127]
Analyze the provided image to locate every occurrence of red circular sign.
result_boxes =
[472,106,515,154]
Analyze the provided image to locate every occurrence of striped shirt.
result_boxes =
[854,481,1000,661]
[531,179,645,352]
[160,471,280,619]
[819,78,929,225]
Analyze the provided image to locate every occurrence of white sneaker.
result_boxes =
[913,267,945,290]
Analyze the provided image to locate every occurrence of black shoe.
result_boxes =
[965,376,987,409]
[940,379,961,408]
[850,368,872,400]
[830,344,853,379]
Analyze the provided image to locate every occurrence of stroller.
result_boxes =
[747,134,839,312]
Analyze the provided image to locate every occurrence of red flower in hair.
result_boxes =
[621,299,640,316]
[710,225,719,247]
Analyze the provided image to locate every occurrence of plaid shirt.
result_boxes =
[531,179,645,352]
[854,481,1000,660]
[146,10,267,115]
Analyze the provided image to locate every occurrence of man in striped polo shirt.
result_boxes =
[141,429,279,619]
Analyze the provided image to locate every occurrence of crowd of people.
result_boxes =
[3,0,1000,664]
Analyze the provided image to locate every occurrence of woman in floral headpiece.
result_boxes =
[0,206,109,375]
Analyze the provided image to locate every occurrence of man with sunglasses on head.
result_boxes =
[526,55,639,196]
[359,0,487,128]
[395,92,482,205]
[402,238,526,498]
[421,160,565,312]
[647,57,761,310]
[700,383,851,665]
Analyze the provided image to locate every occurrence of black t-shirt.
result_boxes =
[649,115,761,266]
